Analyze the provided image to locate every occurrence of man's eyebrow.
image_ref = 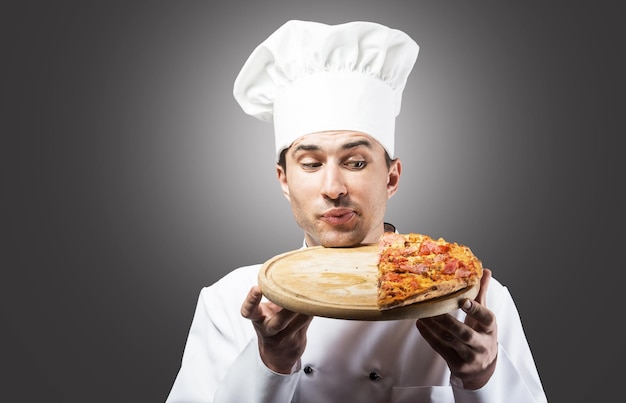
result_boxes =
[292,144,321,153]
[291,139,373,155]
[293,140,373,152]
[342,139,373,150]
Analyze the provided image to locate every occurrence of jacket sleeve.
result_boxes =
[214,340,301,403]
[166,267,301,403]
[451,283,548,403]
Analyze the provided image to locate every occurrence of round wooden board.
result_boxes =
[258,244,479,321]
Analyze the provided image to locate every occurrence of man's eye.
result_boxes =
[301,162,322,170]
[346,160,366,169]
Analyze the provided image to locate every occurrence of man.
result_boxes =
[166,20,547,402]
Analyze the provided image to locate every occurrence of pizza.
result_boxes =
[376,232,483,310]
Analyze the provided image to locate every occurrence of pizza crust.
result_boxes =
[378,277,477,310]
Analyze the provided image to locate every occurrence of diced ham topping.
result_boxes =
[442,259,459,274]
[418,240,451,255]
[380,232,407,248]
[399,262,429,274]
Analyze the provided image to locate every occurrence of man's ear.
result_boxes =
[387,158,402,199]
[276,164,291,201]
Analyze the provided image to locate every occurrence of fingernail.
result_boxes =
[462,299,472,310]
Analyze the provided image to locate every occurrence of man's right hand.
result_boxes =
[241,286,313,374]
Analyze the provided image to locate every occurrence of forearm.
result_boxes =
[214,339,301,403]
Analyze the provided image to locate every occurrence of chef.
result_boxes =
[166,20,547,402]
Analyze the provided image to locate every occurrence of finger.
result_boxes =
[420,314,468,342]
[240,286,264,321]
[416,319,444,347]
[475,268,492,306]
[286,313,314,335]
[419,313,455,328]
[460,298,495,330]
[264,307,302,335]
[416,318,459,357]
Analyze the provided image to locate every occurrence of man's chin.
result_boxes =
[317,232,364,248]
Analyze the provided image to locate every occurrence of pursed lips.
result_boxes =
[320,208,356,225]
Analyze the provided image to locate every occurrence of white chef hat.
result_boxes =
[233,20,419,161]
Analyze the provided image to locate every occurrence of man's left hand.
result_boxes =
[415,269,497,390]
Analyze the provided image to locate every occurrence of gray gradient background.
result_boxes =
[2,1,622,402]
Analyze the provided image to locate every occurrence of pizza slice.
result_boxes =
[376,232,483,310]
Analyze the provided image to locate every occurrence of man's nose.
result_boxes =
[320,165,347,199]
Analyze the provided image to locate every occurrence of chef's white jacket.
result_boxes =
[166,263,547,402]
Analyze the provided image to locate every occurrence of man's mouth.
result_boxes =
[320,208,356,225]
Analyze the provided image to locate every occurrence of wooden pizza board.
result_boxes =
[258,244,479,321]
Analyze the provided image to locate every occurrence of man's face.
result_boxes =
[277,130,401,247]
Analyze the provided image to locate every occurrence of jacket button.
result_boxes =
[303,365,314,374]
[369,371,381,381]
